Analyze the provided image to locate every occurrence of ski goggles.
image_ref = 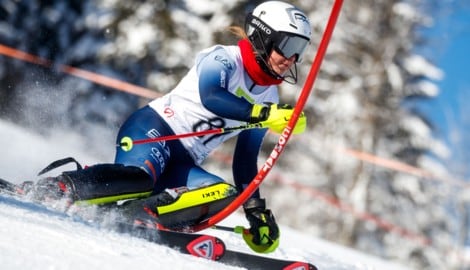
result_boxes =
[274,33,310,62]
[245,14,310,62]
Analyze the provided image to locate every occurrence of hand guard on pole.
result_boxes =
[250,103,307,134]
[243,198,280,253]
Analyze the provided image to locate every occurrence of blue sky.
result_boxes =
[416,2,470,178]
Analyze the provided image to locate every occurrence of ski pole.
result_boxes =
[212,225,248,234]
[119,122,263,151]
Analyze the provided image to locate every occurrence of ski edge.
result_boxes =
[222,249,318,270]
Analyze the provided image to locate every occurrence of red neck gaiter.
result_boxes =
[238,39,283,86]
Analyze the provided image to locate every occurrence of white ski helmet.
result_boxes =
[245,1,312,63]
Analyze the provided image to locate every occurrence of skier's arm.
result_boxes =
[197,49,253,122]
[234,128,280,253]
[232,128,266,198]
[197,49,306,136]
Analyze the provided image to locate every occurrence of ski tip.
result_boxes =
[283,261,318,270]
[186,235,226,261]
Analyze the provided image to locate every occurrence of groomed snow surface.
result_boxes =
[0,119,409,270]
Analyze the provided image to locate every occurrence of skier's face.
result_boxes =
[268,50,296,76]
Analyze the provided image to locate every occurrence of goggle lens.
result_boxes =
[275,34,309,62]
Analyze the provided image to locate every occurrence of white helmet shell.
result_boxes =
[246,1,312,63]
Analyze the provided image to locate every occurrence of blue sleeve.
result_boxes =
[197,49,253,122]
[232,128,267,198]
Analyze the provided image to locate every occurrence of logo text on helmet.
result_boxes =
[251,18,272,35]
[285,7,308,29]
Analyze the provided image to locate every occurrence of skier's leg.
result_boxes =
[139,164,238,228]
[33,164,154,204]
[33,105,172,205]
[186,166,226,190]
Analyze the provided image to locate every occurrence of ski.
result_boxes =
[116,220,318,270]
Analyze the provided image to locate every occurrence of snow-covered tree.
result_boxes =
[264,1,460,269]
[0,0,140,159]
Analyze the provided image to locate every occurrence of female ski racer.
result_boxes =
[29,1,312,253]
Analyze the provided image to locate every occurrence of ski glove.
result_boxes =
[243,198,280,253]
[250,103,306,134]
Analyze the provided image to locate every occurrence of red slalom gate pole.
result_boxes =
[190,0,345,232]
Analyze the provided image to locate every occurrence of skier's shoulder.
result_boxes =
[195,44,241,74]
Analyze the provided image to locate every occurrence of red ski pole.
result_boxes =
[118,122,263,151]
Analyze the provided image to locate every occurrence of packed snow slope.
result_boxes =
[0,119,409,270]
